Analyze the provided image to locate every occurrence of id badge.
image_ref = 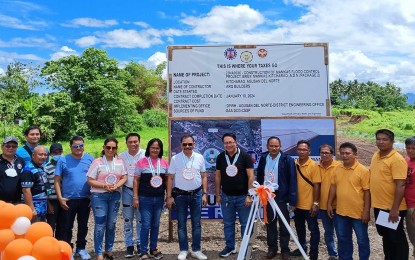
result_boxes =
[150,175,163,188]
[182,168,196,180]
[226,165,238,177]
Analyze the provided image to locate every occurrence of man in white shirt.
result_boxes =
[119,133,146,258]
[166,134,208,260]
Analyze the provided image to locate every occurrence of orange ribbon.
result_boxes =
[254,185,275,224]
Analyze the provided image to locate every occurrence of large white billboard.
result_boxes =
[167,43,330,117]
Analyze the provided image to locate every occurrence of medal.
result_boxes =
[265,153,280,184]
[105,174,117,184]
[225,148,240,177]
[182,168,196,180]
[150,175,163,188]
[264,172,274,182]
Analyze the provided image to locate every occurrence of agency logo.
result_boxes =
[257,48,267,58]
[224,48,237,60]
[240,51,253,63]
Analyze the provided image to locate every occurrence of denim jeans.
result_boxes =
[336,214,370,260]
[59,198,90,249]
[174,189,202,251]
[374,208,408,260]
[266,198,290,254]
[91,192,121,256]
[293,208,320,257]
[221,193,251,250]
[320,209,338,257]
[122,186,141,247]
[139,195,164,254]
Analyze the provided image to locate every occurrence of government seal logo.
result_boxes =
[224,48,237,60]
[240,51,253,63]
[258,48,267,58]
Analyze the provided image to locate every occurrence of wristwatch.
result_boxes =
[313,202,319,207]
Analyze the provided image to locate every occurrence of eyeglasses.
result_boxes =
[105,146,117,151]
[182,143,193,147]
[320,152,332,155]
[4,145,18,149]
[72,144,84,149]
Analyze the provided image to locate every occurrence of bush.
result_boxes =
[142,109,167,127]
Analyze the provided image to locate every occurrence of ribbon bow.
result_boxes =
[249,181,279,224]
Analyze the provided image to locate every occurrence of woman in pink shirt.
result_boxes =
[87,137,127,260]
[405,136,415,257]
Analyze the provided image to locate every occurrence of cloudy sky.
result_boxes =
[0,0,414,93]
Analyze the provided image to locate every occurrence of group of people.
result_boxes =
[0,125,414,260]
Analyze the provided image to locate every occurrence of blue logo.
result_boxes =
[224,48,237,60]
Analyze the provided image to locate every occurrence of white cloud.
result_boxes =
[64,18,118,28]
[134,21,150,28]
[0,14,47,30]
[147,52,166,67]
[50,46,78,60]
[0,50,44,63]
[0,37,54,48]
[75,29,164,48]
[0,67,4,75]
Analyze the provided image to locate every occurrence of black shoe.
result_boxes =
[289,249,302,257]
[136,244,141,255]
[125,246,135,258]
[309,254,318,260]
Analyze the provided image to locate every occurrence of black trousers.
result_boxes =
[374,208,409,260]
[47,199,63,239]
[266,198,291,254]
[59,198,91,249]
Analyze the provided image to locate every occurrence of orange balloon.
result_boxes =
[14,204,33,220]
[0,203,17,229]
[25,222,53,244]
[2,238,33,260]
[0,229,15,251]
[0,200,6,208]
[32,237,61,260]
[58,240,73,260]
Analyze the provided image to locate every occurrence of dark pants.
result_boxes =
[374,208,408,260]
[266,199,290,254]
[47,199,63,239]
[294,208,320,257]
[60,198,91,249]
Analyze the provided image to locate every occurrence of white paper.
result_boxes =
[375,210,401,230]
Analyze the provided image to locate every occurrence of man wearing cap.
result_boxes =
[21,145,49,222]
[54,136,94,260]
[166,134,208,260]
[119,133,146,258]
[0,136,25,204]
[44,143,64,237]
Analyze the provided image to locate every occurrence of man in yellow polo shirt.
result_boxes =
[290,140,321,260]
[317,144,341,259]
[328,142,370,260]
[370,129,408,259]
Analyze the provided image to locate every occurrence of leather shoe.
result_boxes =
[266,251,277,259]
[289,249,302,256]
[281,253,290,260]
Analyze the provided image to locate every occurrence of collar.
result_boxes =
[340,160,359,170]
[376,149,397,159]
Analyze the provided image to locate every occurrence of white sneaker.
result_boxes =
[191,251,207,260]
[178,251,188,260]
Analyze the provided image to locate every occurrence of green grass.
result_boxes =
[45,126,168,158]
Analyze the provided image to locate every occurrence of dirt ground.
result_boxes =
[73,135,414,260]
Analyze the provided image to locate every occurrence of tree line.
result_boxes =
[0,48,411,141]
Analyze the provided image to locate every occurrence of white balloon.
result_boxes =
[17,256,36,260]
[11,216,31,235]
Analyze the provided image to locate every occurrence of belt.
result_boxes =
[172,186,202,196]
[123,185,133,190]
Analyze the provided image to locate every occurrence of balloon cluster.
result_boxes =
[0,200,72,260]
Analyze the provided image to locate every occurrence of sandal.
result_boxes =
[103,252,115,260]
[149,249,163,260]
[140,253,150,259]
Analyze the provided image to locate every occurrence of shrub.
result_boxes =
[142,109,167,127]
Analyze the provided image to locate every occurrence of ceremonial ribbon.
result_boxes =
[248,181,278,224]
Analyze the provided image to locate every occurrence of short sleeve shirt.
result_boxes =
[0,155,25,203]
[295,157,320,210]
[318,160,341,210]
[404,157,415,208]
[119,149,145,188]
[136,157,169,197]
[168,151,206,191]
[87,157,127,193]
[370,149,407,210]
[331,161,370,219]
[20,161,48,200]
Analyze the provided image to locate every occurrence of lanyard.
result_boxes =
[147,157,161,176]
[225,148,240,166]
[125,150,143,166]
[181,152,195,169]
[102,156,115,173]
[265,153,280,173]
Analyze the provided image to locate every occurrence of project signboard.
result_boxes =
[167,43,330,118]
[169,117,336,219]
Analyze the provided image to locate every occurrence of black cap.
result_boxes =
[49,143,63,153]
